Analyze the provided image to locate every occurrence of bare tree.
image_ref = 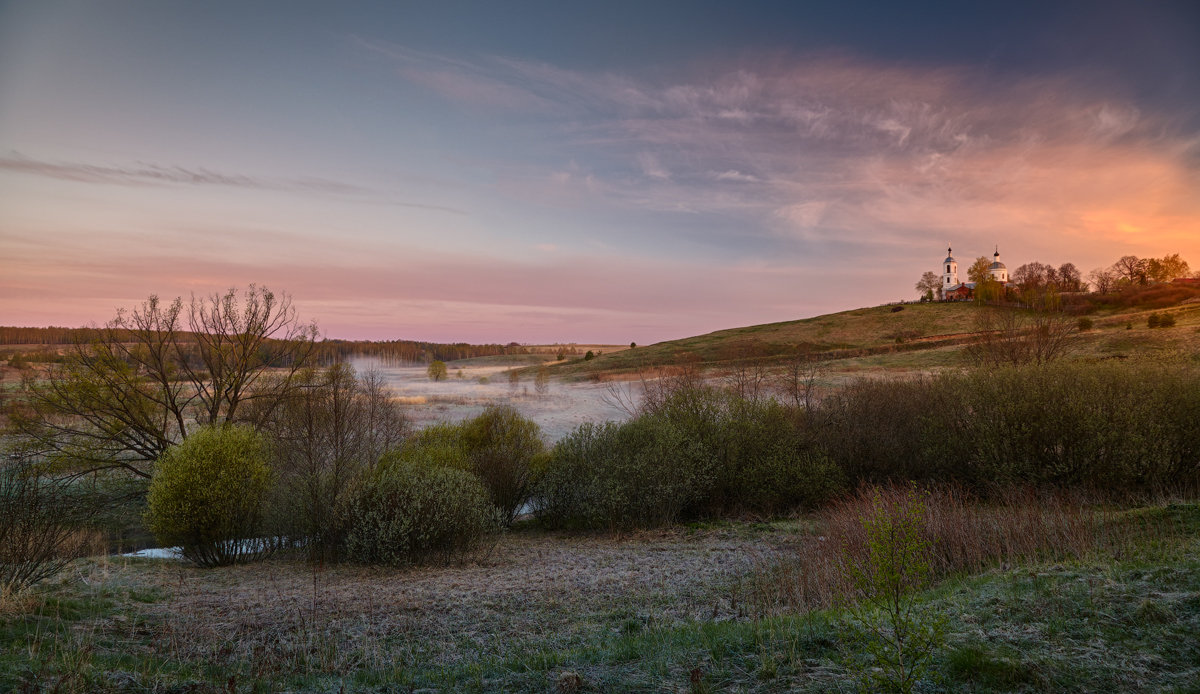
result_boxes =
[1113,255,1147,285]
[7,285,318,477]
[721,347,769,402]
[263,363,407,560]
[1,452,101,594]
[965,302,1078,367]
[775,348,826,409]
[1088,267,1117,294]
[534,366,550,396]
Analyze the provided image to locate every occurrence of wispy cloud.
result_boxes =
[371,44,1198,262]
[0,152,468,214]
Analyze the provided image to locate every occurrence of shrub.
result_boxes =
[383,422,472,473]
[339,462,498,566]
[145,425,277,567]
[840,486,944,694]
[536,417,713,530]
[711,398,843,514]
[1148,313,1162,328]
[938,364,1172,488]
[1,459,99,594]
[458,405,544,525]
[1077,317,1093,331]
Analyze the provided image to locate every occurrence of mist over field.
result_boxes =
[349,357,629,440]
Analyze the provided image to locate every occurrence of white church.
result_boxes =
[941,246,1012,301]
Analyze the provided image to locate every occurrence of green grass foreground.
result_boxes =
[4,503,1198,693]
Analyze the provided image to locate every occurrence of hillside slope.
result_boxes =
[553,295,1200,380]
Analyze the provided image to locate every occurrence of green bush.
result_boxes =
[339,462,498,566]
[711,398,843,514]
[389,407,543,526]
[382,422,472,473]
[810,362,1198,493]
[536,417,713,530]
[145,425,277,567]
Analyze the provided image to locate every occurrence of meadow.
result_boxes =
[3,294,1200,692]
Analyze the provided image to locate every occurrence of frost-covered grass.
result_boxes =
[3,503,1197,692]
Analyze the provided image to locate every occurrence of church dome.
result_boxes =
[990,260,1007,270]
[944,246,955,264]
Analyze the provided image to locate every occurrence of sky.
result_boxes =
[2,1,1198,344]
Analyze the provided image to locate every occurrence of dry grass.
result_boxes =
[739,484,1164,618]
[74,525,792,678]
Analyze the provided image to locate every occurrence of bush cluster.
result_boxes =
[535,387,843,529]
[144,383,541,568]
[816,362,1200,490]
[384,405,545,526]
[536,362,1200,530]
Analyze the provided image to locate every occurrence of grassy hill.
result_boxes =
[554,291,1200,380]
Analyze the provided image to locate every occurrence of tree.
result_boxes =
[775,347,825,410]
[1057,263,1084,292]
[1,454,101,594]
[914,272,941,301]
[8,286,318,478]
[1012,262,1052,293]
[841,487,944,694]
[966,297,1077,367]
[1113,255,1147,285]
[966,257,992,284]
[1088,267,1117,293]
[583,350,595,361]
[534,366,550,395]
[263,363,408,561]
[458,405,544,526]
[426,360,447,382]
[1145,253,1190,283]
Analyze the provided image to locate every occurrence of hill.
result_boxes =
[552,290,1200,380]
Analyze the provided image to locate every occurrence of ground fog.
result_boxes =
[349,357,628,441]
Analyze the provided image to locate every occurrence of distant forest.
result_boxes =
[0,326,577,365]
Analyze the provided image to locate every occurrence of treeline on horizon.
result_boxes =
[0,326,583,365]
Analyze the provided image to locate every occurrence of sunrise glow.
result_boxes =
[2,1,1198,343]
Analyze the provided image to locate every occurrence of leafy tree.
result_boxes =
[458,405,544,526]
[1145,253,1190,283]
[630,342,637,349]
[426,360,447,382]
[966,256,992,284]
[8,286,317,478]
[914,271,940,300]
[583,350,595,361]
